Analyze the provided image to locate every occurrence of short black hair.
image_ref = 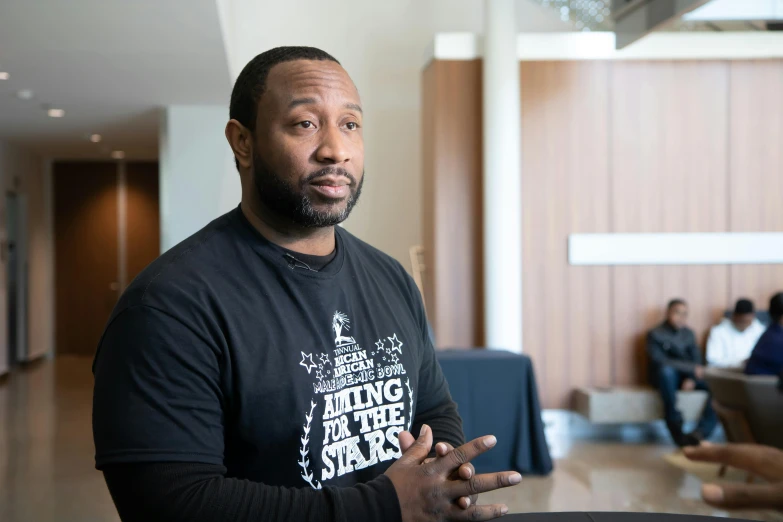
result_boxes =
[733,298,755,316]
[229,46,340,170]
[770,292,783,323]
[667,298,687,311]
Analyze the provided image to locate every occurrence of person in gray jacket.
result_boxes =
[647,299,717,447]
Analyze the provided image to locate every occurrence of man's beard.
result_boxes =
[252,151,363,228]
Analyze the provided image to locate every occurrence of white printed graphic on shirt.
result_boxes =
[298,311,411,489]
[299,352,318,374]
[298,400,321,489]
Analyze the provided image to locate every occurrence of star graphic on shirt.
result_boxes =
[383,356,387,361]
[391,354,400,364]
[318,363,323,370]
[319,353,331,366]
[375,339,385,352]
[315,370,324,382]
[387,334,403,354]
[299,352,317,374]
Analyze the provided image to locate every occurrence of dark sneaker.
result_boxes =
[680,431,703,447]
[672,432,688,448]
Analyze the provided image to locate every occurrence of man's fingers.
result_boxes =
[436,442,454,457]
[684,444,783,482]
[434,441,475,479]
[459,463,475,480]
[399,424,433,465]
[398,431,416,454]
[702,483,783,510]
[434,441,475,509]
[449,471,522,497]
[453,504,509,520]
[429,435,497,474]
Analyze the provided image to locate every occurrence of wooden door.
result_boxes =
[54,162,119,356]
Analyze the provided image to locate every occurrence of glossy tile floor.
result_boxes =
[1,356,781,521]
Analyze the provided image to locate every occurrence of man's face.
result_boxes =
[732,313,754,332]
[251,59,364,227]
[667,303,688,330]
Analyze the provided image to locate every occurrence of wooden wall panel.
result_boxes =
[521,61,612,408]
[728,61,783,308]
[610,62,730,386]
[421,60,483,349]
[423,58,783,408]
[422,62,436,329]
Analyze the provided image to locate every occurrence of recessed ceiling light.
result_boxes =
[17,89,34,100]
[90,134,102,143]
[47,108,65,118]
[0,72,9,80]
[111,150,125,159]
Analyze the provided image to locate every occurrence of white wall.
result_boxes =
[24,158,54,361]
[218,0,570,271]
[0,140,53,371]
[159,105,241,252]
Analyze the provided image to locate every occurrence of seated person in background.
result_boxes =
[746,292,783,376]
[647,299,717,447]
[706,298,765,370]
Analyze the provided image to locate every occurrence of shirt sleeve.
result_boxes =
[401,273,465,450]
[706,325,727,367]
[93,304,226,467]
[102,462,401,522]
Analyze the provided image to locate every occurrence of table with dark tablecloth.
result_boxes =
[435,349,553,475]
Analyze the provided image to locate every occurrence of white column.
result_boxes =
[159,106,240,253]
[483,0,523,353]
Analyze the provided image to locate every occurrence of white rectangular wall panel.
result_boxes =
[569,233,783,266]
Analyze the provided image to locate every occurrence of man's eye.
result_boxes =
[346,122,358,130]
[298,121,314,129]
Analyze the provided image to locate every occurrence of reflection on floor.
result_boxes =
[1,356,780,522]
[482,442,782,521]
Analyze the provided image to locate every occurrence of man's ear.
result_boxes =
[225,119,253,171]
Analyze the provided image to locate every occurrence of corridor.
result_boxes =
[0,357,119,522]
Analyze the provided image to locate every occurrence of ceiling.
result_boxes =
[0,0,572,160]
[0,0,232,159]
[1,0,775,162]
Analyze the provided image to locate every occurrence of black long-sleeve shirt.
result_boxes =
[646,322,703,382]
[92,206,464,522]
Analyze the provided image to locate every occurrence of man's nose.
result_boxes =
[315,125,350,164]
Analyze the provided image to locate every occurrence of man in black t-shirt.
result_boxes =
[92,47,520,522]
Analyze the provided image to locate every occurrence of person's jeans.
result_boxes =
[656,365,717,441]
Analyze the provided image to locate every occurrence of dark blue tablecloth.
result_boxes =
[436,349,553,475]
